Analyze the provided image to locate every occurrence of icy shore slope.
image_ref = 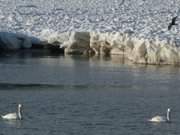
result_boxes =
[58,32,180,65]
[1,0,180,64]
[90,32,180,65]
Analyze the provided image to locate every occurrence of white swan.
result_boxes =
[1,104,23,120]
[148,108,171,123]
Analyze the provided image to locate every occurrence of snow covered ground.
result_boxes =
[0,0,180,42]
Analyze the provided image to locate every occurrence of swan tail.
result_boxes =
[148,119,152,122]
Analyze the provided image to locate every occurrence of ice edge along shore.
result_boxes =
[0,31,180,66]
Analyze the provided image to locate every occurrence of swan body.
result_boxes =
[149,116,166,122]
[149,108,171,123]
[1,113,18,120]
[1,104,23,120]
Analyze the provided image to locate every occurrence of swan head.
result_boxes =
[18,104,23,111]
[18,104,22,108]
[167,108,171,112]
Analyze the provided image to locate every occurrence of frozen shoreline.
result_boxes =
[1,0,180,65]
[54,31,180,65]
[0,31,180,65]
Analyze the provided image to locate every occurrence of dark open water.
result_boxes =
[0,51,180,135]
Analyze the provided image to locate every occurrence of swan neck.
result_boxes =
[18,106,22,120]
[166,110,170,122]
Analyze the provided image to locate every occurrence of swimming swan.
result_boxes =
[149,108,171,123]
[1,104,23,120]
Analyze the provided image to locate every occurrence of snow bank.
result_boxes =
[90,32,180,65]
[64,32,90,55]
[0,30,179,65]
[99,32,180,65]
[50,31,180,65]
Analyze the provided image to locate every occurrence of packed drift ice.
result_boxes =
[1,0,180,65]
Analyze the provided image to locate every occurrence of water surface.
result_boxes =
[0,52,180,135]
